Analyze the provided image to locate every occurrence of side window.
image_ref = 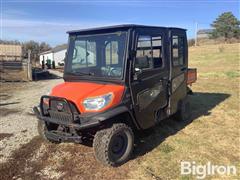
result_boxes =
[172,35,184,66]
[105,41,119,65]
[135,35,163,70]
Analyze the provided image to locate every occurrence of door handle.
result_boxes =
[181,67,187,71]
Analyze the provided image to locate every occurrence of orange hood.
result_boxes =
[51,82,125,113]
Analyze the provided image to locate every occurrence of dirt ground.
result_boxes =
[0,43,239,179]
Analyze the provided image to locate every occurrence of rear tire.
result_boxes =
[37,120,59,143]
[174,98,190,121]
[93,123,134,167]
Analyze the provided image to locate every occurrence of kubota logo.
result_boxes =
[56,102,64,111]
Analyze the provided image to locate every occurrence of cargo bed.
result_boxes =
[187,68,197,85]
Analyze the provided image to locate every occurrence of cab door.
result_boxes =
[168,29,188,114]
[130,29,169,129]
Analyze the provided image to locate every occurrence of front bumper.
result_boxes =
[45,130,83,143]
[33,103,131,131]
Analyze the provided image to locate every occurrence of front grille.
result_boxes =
[41,96,80,124]
[48,110,72,123]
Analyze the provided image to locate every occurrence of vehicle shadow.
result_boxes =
[132,92,230,158]
[32,71,62,81]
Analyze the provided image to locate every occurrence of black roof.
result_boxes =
[67,24,186,34]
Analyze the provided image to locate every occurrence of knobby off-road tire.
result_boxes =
[37,120,59,143]
[93,123,134,167]
[174,98,190,121]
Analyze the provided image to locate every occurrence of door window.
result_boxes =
[172,35,184,66]
[135,35,163,70]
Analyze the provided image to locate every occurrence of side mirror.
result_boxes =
[133,68,143,81]
[134,67,142,73]
[133,56,149,81]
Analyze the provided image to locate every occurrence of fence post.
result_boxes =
[27,49,32,81]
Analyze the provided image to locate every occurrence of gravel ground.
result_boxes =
[0,78,63,163]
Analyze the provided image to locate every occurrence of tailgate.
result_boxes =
[187,68,197,85]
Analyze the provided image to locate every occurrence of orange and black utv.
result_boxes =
[34,24,197,166]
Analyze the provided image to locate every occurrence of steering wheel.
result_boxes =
[109,67,120,77]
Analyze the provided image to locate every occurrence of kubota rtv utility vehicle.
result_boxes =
[34,24,197,166]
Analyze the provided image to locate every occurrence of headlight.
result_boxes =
[83,93,113,111]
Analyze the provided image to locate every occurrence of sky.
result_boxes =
[1,0,239,46]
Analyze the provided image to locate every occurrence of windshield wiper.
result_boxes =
[68,71,95,76]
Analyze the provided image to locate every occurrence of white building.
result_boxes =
[39,44,67,66]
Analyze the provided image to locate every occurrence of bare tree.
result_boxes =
[22,41,51,65]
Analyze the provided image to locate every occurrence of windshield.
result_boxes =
[66,31,127,79]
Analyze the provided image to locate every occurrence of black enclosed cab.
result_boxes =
[34,24,197,166]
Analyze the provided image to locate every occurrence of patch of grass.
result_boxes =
[225,71,240,78]
[159,143,174,154]
[199,71,240,78]
[199,72,225,78]
[218,45,225,53]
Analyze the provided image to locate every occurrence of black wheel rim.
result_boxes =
[109,133,128,161]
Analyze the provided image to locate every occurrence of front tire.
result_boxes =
[93,123,134,167]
